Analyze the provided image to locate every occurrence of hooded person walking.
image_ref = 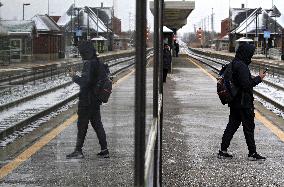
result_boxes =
[218,43,266,160]
[66,41,109,159]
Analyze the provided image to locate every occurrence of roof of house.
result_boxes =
[0,20,34,35]
[231,6,284,34]
[31,14,61,32]
[57,5,109,33]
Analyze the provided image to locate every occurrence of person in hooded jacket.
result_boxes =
[218,42,266,160]
[66,41,109,159]
[163,44,172,82]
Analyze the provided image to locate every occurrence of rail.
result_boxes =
[0,50,153,141]
[186,49,284,114]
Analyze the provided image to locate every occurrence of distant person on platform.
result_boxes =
[163,43,172,83]
[174,40,180,57]
[218,43,266,160]
[66,41,109,159]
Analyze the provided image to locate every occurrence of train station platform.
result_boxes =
[0,55,284,186]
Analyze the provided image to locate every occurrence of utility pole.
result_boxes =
[211,8,214,33]
[129,12,131,32]
[47,0,49,15]
[23,3,31,20]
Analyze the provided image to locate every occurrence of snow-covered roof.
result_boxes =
[276,14,284,28]
[230,8,257,30]
[163,26,173,33]
[236,37,253,42]
[84,6,108,32]
[232,7,283,34]
[31,14,61,32]
[0,20,34,35]
[57,5,109,33]
[91,36,107,41]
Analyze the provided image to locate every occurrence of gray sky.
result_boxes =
[0,0,283,34]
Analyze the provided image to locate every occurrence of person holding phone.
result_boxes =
[66,41,109,159]
[218,43,267,160]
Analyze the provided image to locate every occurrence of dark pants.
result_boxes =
[75,109,107,151]
[221,107,256,154]
[163,69,168,82]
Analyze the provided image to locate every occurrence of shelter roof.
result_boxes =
[31,14,61,32]
[150,1,195,31]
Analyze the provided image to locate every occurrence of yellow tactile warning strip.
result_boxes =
[255,111,284,142]
[0,115,78,180]
[0,70,135,181]
[188,58,284,143]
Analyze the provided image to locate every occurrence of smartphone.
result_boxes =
[263,68,269,73]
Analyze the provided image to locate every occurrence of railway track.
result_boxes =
[186,49,284,113]
[0,51,153,141]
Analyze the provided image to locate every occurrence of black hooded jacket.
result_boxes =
[163,47,172,70]
[72,41,101,113]
[229,43,262,108]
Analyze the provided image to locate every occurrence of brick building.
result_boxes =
[32,14,63,60]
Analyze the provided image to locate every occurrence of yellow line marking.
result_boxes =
[255,111,284,142]
[188,57,284,143]
[0,115,78,180]
[0,70,133,180]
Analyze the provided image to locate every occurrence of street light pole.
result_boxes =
[23,3,31,20]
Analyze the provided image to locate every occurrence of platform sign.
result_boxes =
[264,31,270,39]
[76,29,82,37]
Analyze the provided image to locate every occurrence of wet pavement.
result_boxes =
[0,56,284,186]
[162,57,284,186]
[0,64,152,186]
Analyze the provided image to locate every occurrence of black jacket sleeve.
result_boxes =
[72,60,96,89]
[235,62,262,90]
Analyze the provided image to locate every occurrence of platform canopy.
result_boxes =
[149,1,195,32]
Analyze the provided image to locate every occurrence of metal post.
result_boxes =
[96,8,99,37]
[245,0,248,38]
[255,9,258,49]
[22,3,30,20]
[159,1,164,186]
[87,12,90,40]
[153,0,160,185]
[47,0,49,15]
[134,0,146,186]
[274,16,276,47]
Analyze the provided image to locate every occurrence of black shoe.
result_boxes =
[248,152,266,161]
[218,150,233,159]
[97,149,109,158]
[66,150,84,159]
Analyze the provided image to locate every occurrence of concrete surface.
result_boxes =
[162,57,284,186]
[0,56,283,186]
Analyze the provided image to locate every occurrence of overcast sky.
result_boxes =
[0,0,283,34]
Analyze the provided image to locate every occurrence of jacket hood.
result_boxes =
[78,41,97,60]
[235,43,255,65]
